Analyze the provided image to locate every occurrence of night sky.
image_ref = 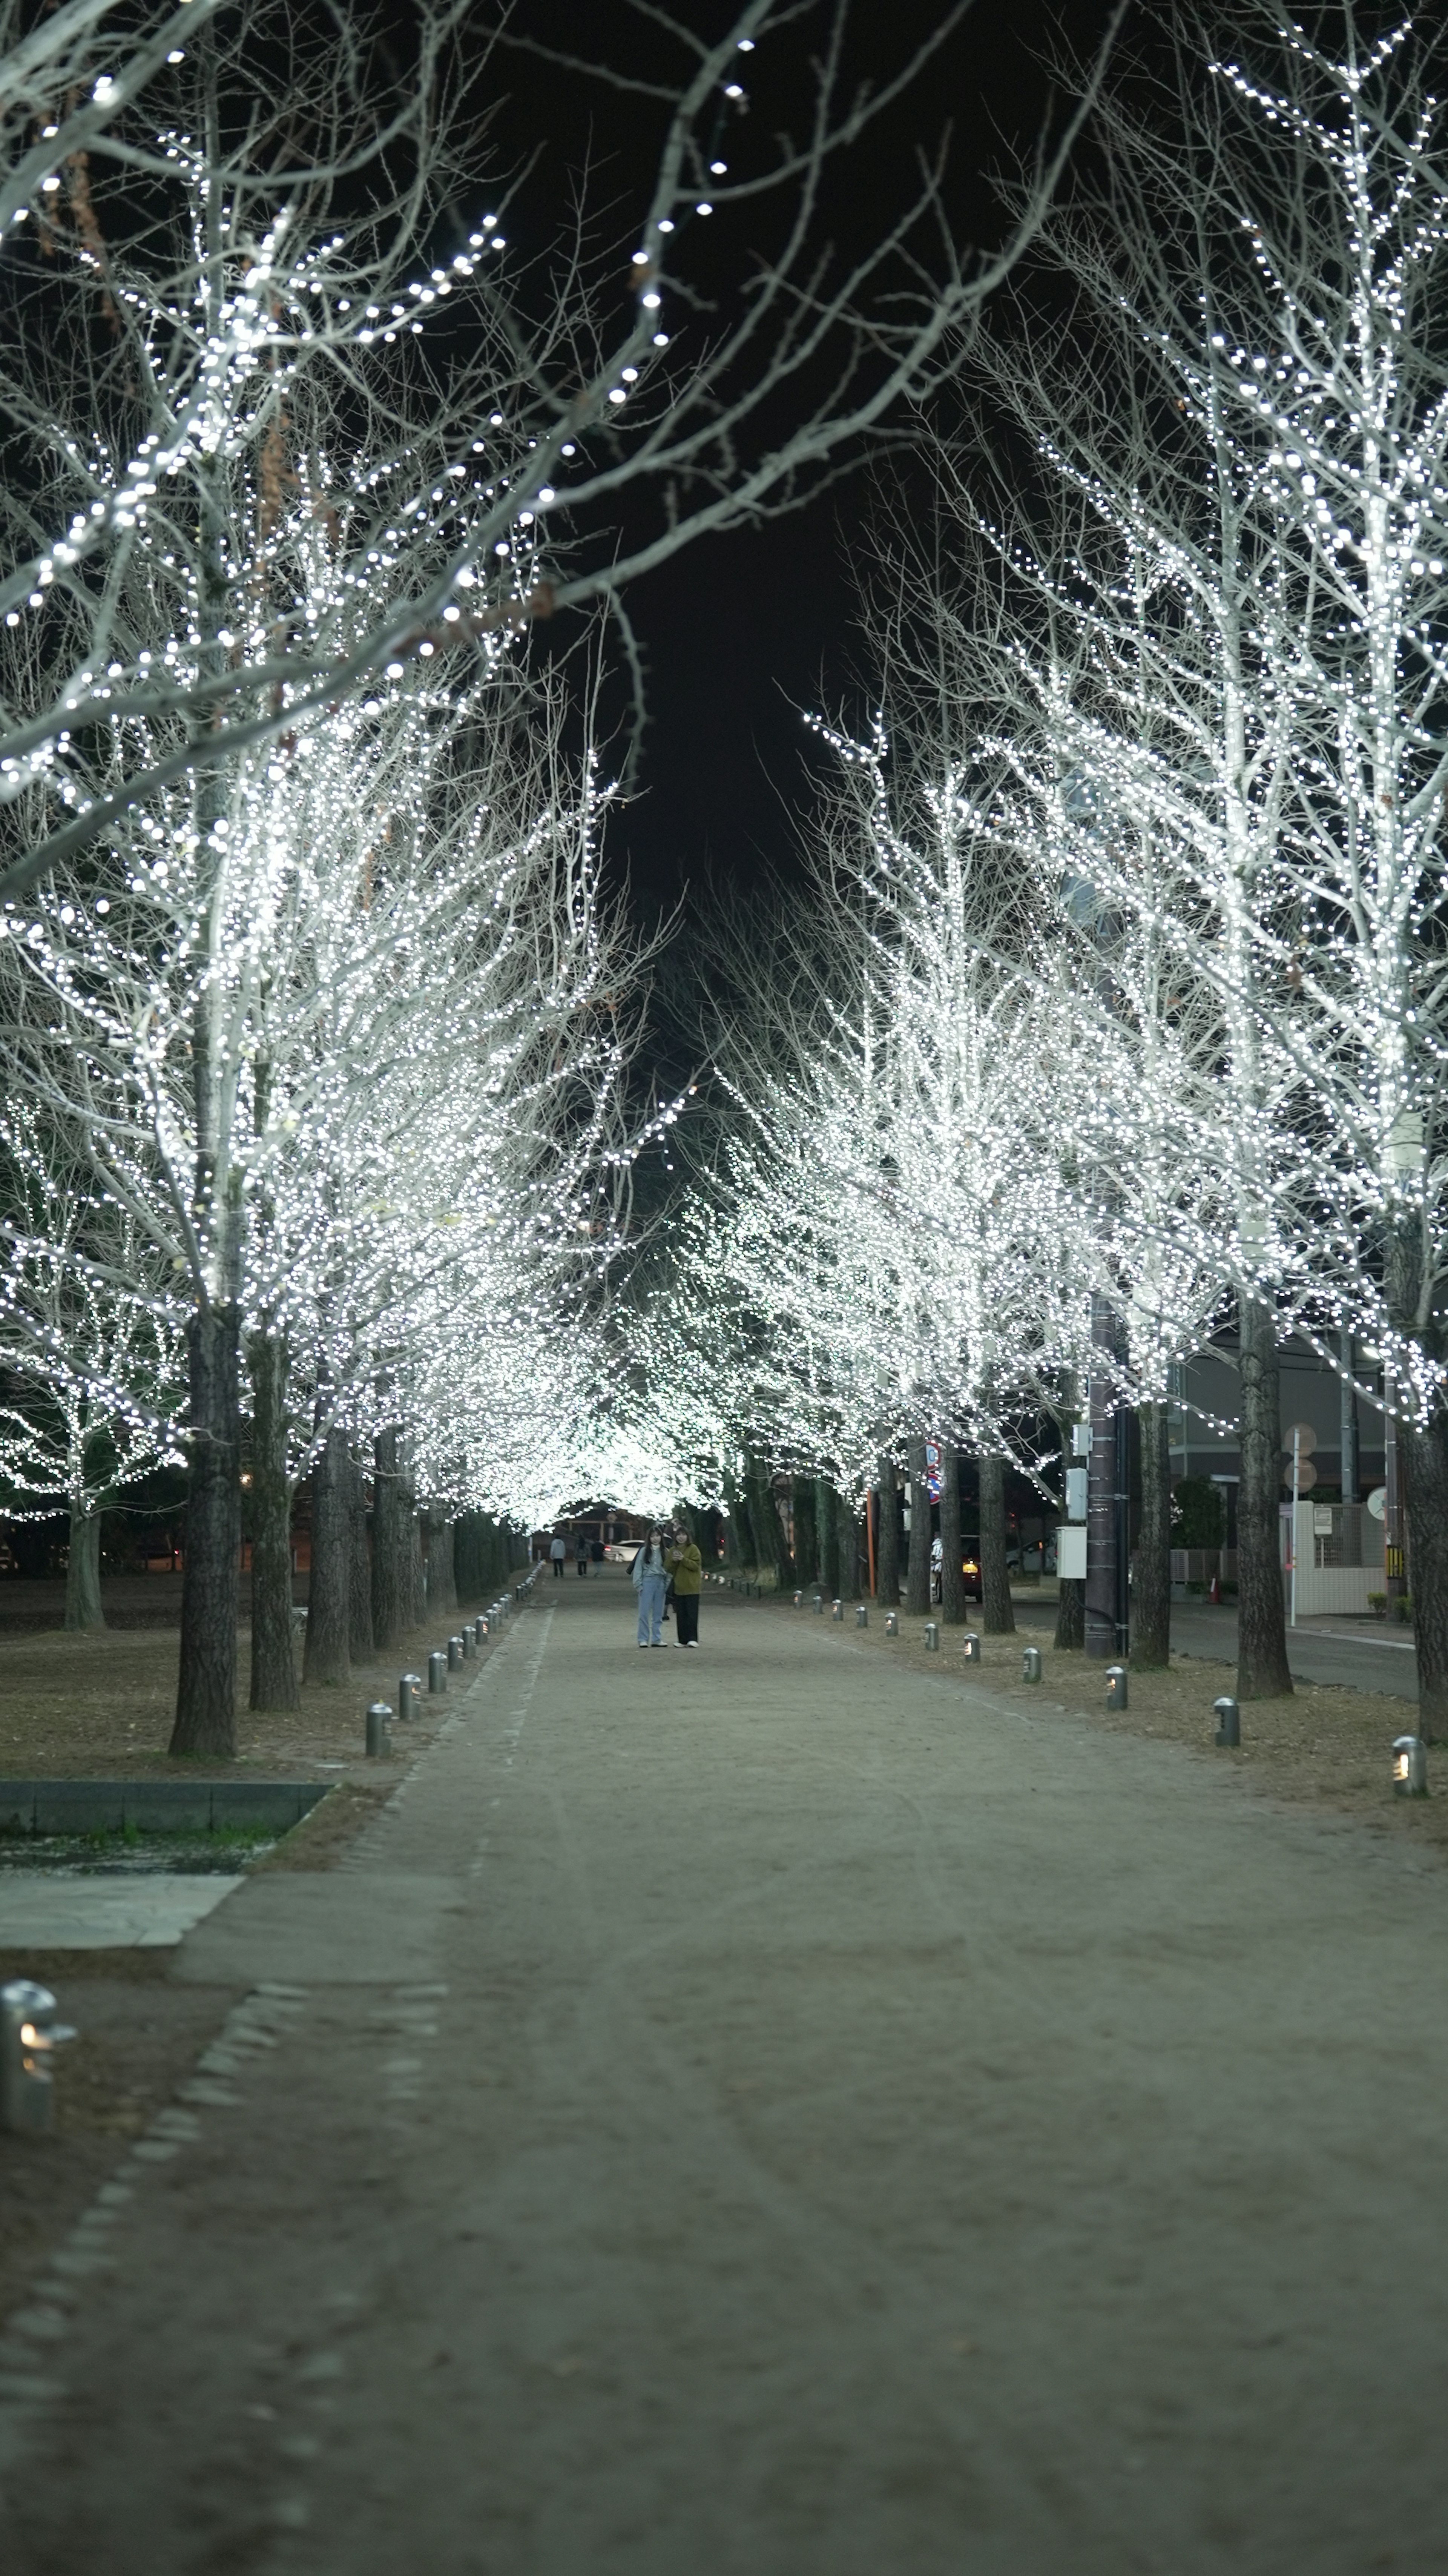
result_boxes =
[492,1,1124,929]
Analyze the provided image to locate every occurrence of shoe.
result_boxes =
[684,1639,697,1647]
[638,1641,649,1649]
[650,1640,665,1647]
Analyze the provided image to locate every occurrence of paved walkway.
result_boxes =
[5,1571,1448,2573]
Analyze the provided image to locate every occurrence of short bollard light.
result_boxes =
[813,1592,825,1615]
[793,1590,803,1608]
[925,1621,940,1652]
[1393,1733,1428,1796]
[461,1624,476,1660]
[962,1632,982,1665]
[1022,1645,1042,1683]
[885,1611,899,1638]
[365,1701,393,1759]
[831,1599,843,1621]
[397,1672,423,1723]
[428,1650,447,1694]
[1105,1664,1128,1711]
[855,1604,868,1628]
[447,1634,464,1671]
[1214,1695,1241,1749]
[1,1980,75,2135]
[477,1614,490,1639]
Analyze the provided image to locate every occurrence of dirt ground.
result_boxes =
[750,1588,1448,1862]
[0,1956,240,2328]
[0,1599,521,1780]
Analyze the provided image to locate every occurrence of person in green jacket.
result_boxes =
[666,1526,703,1648]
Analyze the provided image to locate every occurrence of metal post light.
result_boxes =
[462,1624,476,1660]
[2,1981,76,2134]
[397,1673,422,1722]
[447,1634,464,1671]
[1105,1664,1128,1710]
[925,1621,939,1652]
[1393,1734,1428,1796]
[1022,1645,1042,1683]
[793,1590,803,1608]
[477,1615,490,1638]
[365,1702,392,1759]
[813,1593,825,1614]
[962,1631,982,1664]
[855,1604,868,1627]
[831,1599,843,1620]
[1214,1695,1241,1748]
[428,1650,447,1693]
[884,1611,899,1637]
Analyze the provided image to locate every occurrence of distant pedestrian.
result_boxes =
[633,1527,669,1646]
[575,1531,589,1577]
[549,1530,567,1580]
[591,1537,605,1567]
[667,1526,703,1647]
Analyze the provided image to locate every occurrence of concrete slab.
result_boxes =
[169,1870,465,1986]
[0,1871,244,1950]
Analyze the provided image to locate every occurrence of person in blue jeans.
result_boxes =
[633,1526,668,1646]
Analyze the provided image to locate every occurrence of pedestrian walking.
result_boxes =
[633,1527,669,1646]
[549,1530,567,1579]
[575,1531,589,1578]
[667,1526,703,1647]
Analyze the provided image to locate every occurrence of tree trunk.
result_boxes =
[1401,1409,1448,1741]
[348,1447,374,1662]
[371,1428,413,1649]
[745,1455,791,1587]
[979,1450,1015,1635]
[939,1440,966,1625]
[1054,1577,1084,1651]
[64,1504,105,1632]
[818,1480,841,1596]
[721,1466,750,1567]
[427,1515,457,1616]
[905,1436,931,1614]
[875,1454,900,1604]
[791,1476,817,1588]
[303,1426,352,1686]
[1237,1296,1293,1699]
[1132,1399,1171,1669]
[247,1325,298,1711]
[171,1301,242,1756]
[409,1510,427,1626]
[454,1511,480,1605]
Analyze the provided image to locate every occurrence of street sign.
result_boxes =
[1284,1422,1318,1455]
[1313,1504,1334,1536]
[1284,1459,1318,1492]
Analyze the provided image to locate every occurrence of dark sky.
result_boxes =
[493,1,1125,927]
